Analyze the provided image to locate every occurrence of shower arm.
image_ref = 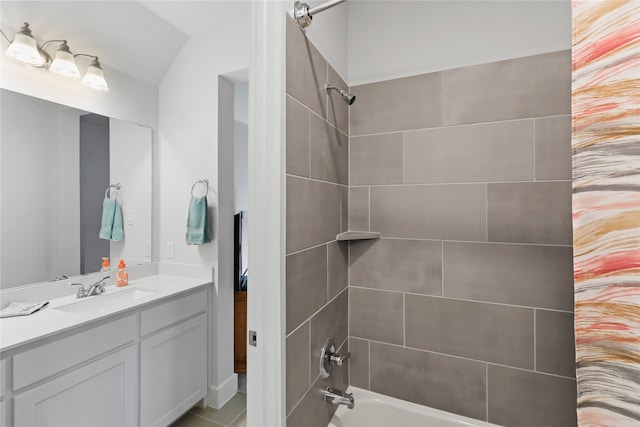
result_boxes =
[294,0,346,29]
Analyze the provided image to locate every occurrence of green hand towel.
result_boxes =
[186,196,210,245]
[99,198,116,240]
[111,201,124,241]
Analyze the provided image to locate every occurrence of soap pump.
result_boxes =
[100,257,110,272]
[116,259,128,287]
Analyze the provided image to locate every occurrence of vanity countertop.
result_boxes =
[0,274,210,353]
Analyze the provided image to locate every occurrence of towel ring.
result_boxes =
[191,179,209,198]
[105,183,121,199]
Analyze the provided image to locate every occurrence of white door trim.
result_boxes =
[247,1,287,426]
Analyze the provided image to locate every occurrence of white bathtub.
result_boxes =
[328,387,500,427]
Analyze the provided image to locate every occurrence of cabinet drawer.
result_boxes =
[13,314,136,390]
[14,345,137,427]
[0,358,6,399]
[140,289,207,336]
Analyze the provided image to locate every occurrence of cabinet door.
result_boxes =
[140,314,207,427]
[13,345,137,427]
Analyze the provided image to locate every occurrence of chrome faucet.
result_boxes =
[70,276,110,298]
[324,387,355,409]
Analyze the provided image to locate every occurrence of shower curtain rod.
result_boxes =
[294,0,346,29]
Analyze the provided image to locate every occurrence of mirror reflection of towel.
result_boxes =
[99,198,124,241]
[186,196,210,245]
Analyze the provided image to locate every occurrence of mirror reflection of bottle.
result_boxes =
[101,257,110,272]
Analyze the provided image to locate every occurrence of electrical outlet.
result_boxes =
[126,209,135,225]
[144,241,151,258]
[167,242,175,259]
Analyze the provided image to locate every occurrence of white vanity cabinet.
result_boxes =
[1,358,8,427]
[11,314,139,427]
[1,284,209,427]
[139,290,208,427]
[13,346,138,427]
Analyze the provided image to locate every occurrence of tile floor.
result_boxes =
[171,392,246,427]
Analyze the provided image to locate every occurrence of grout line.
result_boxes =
[285,241,328,257]
[326,244,330,302]
[367,186,371,231]
[402,132,406,184]
[308,107,312,177]
[486,363,489,422]
[348,286,574,313]
[367,339,371,390]
[375,236,573,248]
[349,114,571,138]
[287,287,349,340]
[441,71,446,126]
[534,309,537,371]
[533,118,537,181]
[403,293,406,346]
[186,412,227,427]
[441,241,445,297]
[485,183,489,242]
[351,179,572,187]
[285,173,348,188]
[227,410,246,427]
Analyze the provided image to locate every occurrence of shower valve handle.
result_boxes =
[330,351,350,366]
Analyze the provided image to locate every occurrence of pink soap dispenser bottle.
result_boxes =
[116,259,128,287]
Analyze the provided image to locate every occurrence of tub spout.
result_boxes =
[324,387,355,409]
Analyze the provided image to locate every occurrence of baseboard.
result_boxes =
[206,373,238,409]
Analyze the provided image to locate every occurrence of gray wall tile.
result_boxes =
[286,175,342,253]
[286,322,310,414]
[286,95,310,177]
[488,365,577,427]
[350,72,442,136]
[340,186,348,233]
[444,242,574,311]
[286,245,327,334]
[286,377,337,427]
[370,184,487,241]
[442,120,534,182]
[350,133,403,185]
[350,238,442,295]
[310,114,348,185]
[406,295,534,369]
[310,290,348,384]
[535,115,572,180]
[327,65,349,135]
[488,181,573,245]
[444,50,571,125]
[349,338,369,390]
[370,342,487,420]
[348,186,369,231]
[536,309,576,377]
[327,241,348,300]
[285,17,327,119]
[349,288,403,345]
[404,128,445,184]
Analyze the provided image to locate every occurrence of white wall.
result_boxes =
[347,0,572,85]
[157,0,251,408]
[295,0,349,80]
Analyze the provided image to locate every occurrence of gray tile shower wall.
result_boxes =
[284,16,349,426]
[348,51,576,426]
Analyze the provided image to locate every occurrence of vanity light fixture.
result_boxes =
[0,22,109,92]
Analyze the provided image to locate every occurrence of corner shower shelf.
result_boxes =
[336,231,381,241]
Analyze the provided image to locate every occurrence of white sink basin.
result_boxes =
[54,287,157,316]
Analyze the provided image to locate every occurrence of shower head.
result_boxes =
[325,83,356,105]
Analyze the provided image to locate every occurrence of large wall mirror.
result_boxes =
[0,89,152,289]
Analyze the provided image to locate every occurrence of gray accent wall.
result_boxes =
[348,51,576,426]
[285,16,349,427]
